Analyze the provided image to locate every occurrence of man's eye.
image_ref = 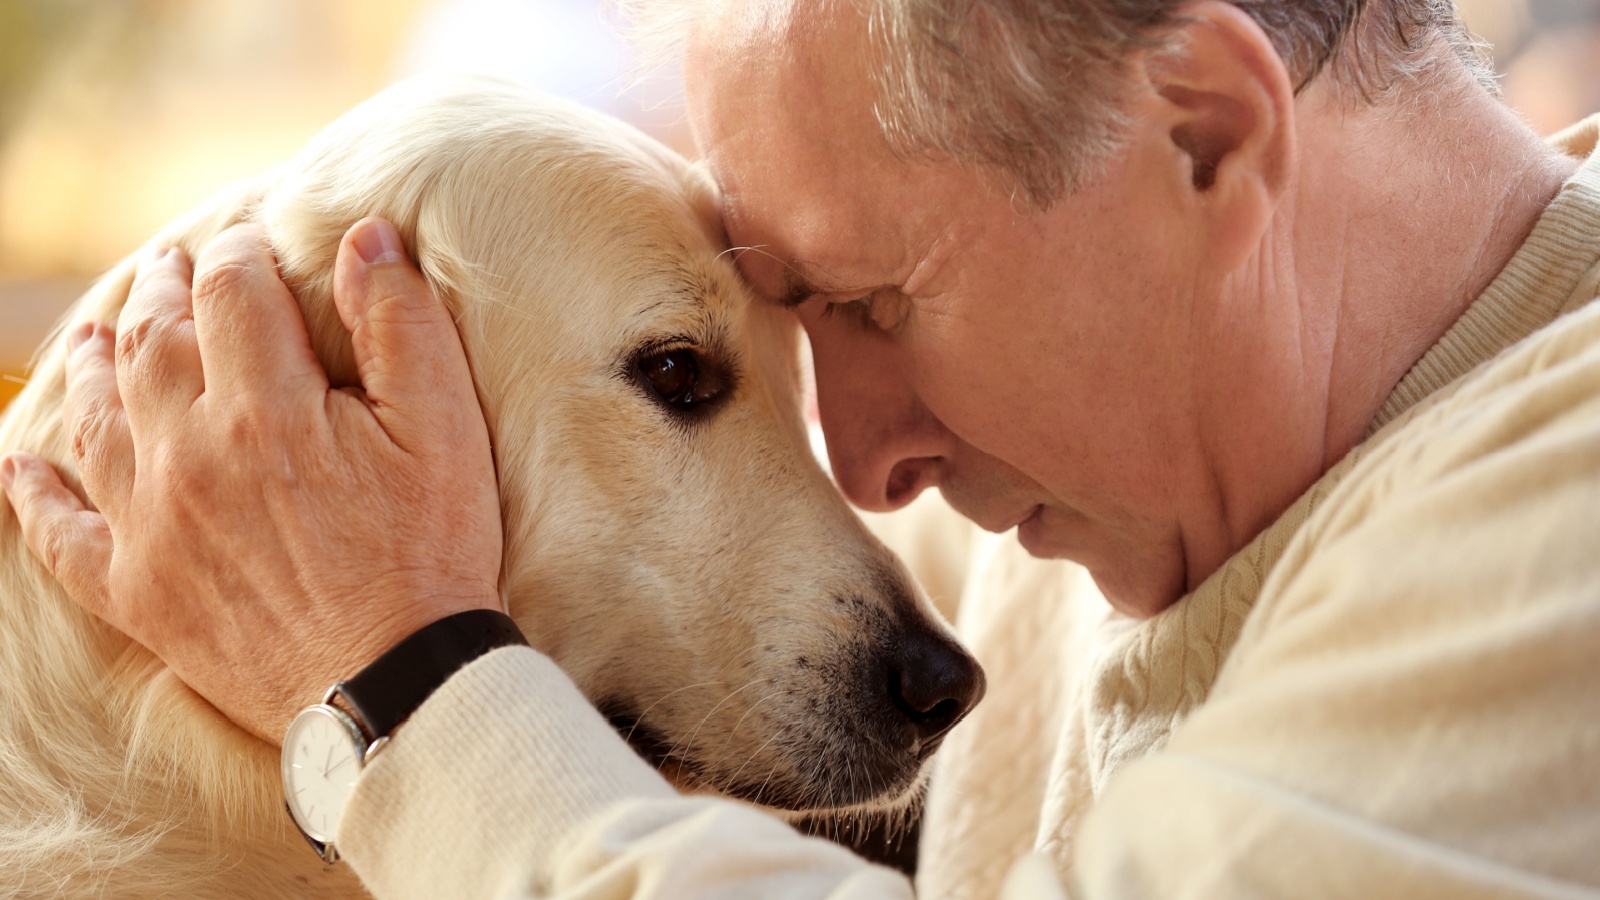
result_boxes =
[819,297,876,328]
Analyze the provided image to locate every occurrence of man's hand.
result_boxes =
[0,217,503,744]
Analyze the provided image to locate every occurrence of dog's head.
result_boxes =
[232,75,984,813]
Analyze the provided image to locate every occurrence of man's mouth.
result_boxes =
[986,503,1043,535]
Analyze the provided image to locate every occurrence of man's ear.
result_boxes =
[1140,0,1297,268]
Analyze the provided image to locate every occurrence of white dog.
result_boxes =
[0,76,983,898]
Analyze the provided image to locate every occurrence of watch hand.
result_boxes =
[326,756,351,777]
[323,745,334,777]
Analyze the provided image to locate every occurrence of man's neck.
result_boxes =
[1182,74,1579,596]
[1294,79,1581,471]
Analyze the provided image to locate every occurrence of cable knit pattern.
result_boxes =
[1084,471,1331,796]
[1033,435,1363,881]
[917,541,1114,899]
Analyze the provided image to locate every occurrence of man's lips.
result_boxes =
[980,503,1044,534]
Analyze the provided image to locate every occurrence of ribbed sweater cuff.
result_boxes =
[337,646,677,900]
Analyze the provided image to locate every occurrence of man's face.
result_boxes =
[685,7,1232,616]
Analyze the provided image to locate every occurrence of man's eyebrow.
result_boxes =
[774,261,839,309]
[777,277,815,309]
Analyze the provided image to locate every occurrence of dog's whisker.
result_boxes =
[623,680,724,745]
[723,726,786,794]
[751,758,785,809]
[714,687,788,760]
[721,243,815,286]
[688,682,780,775]
[667,677,766,764]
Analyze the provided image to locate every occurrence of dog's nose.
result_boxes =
[885,624,986,751]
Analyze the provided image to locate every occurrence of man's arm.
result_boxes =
[340,644,914,899]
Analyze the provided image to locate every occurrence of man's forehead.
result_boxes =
[691,0,806,60]
[688,0,909,305]
[690,0,870,94]
[714,173,857,277]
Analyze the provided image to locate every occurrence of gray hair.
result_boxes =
[617,0,1495,206]
[865,0,1494,205]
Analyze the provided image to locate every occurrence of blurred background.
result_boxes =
[2,0,1598,411]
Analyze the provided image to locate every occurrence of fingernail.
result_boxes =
[66,322,96,352]
[0,455,16,491]
[352,219,406,266]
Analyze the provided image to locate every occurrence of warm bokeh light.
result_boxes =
[0,0,687,410]
[1,0,1596,411]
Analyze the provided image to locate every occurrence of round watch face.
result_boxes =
[282,705,366,844]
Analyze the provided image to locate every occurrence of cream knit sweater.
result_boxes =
[338,116,1600,899]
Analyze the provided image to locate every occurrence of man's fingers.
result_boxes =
[117,246,204,430]
[63,322,135,522]
[0,453,114,617]
[332,217,487,454]
[190,223,328,403]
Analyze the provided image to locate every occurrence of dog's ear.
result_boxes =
[252,94,477,391]
[255,203,473,394]
[257,171,462,392]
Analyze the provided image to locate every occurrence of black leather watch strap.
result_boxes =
[335,609,528,741]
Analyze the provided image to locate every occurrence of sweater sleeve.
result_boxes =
[1070,322,1600,898]
[336,646,914,900]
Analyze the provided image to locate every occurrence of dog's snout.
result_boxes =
[885,625,986,751]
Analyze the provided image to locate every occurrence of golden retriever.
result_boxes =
[0,75,983,898]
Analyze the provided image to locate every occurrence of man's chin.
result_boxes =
[1016,515,1057,558]
[1016,505,1076,559]
[1016,512,1186,618]
[1085,563,1187,620]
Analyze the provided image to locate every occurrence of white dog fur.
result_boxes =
[0,75,972,898]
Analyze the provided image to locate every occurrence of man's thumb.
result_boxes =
[332,217,482,452]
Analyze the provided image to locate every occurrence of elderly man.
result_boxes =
[3,0,1598,895]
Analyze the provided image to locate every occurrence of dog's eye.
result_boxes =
[637,348,718,410]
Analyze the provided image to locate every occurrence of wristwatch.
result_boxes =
[281,608,528,863]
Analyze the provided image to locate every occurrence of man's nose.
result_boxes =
[807,327,949,513]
